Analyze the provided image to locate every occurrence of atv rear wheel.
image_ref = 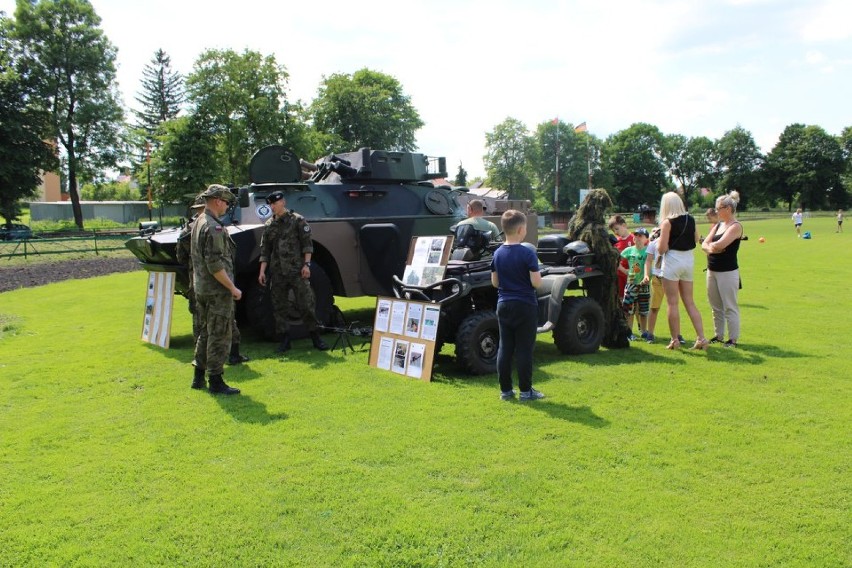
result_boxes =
[455,310,499,375]
[553,297,605,355]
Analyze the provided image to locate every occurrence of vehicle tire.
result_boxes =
[553,297,605,355]
[455,310,499,375]
[242,264,335,340]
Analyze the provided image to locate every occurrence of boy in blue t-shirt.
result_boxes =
[620,228,650,340]
[490,210,543,401]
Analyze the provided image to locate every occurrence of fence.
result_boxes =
[1,230,137,260]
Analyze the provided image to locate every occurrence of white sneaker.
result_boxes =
[519,388,545,401]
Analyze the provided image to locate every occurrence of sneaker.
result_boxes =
[709,336,724,344]
[519,388,545,401]
[640,331,650,340]
[724,340,737,348]
[644,333,655,343]
[500,390,516,401]
[628,334,637,341]
[678,335,687,345]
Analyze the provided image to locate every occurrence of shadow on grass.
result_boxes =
[211,392,288,424]
[701,341,808,364]
[739,302,768,310]
[516,400,610,428]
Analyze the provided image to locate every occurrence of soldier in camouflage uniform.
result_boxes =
[190,185,242,395]
[177,198,248,365]
[258,191,328,352]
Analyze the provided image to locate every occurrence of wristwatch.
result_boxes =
[303,261,311,267]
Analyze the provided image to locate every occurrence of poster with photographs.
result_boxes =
[402,235,454,287]
[141,272,175,348]
[369,296,441,382]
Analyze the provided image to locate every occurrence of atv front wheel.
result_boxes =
[455,310,499,375]
[553,297,605,355]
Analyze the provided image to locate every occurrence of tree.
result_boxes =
[9,0,126,229]
[152,116,221,204]
[662,134,717,208]
[0,14,57,225]
[763,124,846,210]
[530,119,591,210]
[599,123,668,210]
[715,126,763,208]
[484,118,534,201]
[310,68,423,153]
[134,48,184,140]
[454,163,468,187]
[185,48,292,186]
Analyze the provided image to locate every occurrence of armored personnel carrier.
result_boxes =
[126,145,536,338]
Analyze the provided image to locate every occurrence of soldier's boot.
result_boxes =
[191,366,207,390]
[208,374,240,395]
[276,333,291,353]
[310,330,329,351]
[227,343,249,365]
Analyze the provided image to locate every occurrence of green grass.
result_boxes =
[1,217,849,567]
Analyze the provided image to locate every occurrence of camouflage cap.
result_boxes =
[190,195,206,209]
[200,184,235,203]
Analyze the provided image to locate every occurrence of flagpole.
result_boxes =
[555,118,560,209]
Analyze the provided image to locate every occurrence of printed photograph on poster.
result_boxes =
[392,339,409,374]
[420,265,446,286]
[406,342,426,379]
[377,336,394,370]
[421,305,440,342]
[375,298,392,332]
[427,249,443,264]
[389,301,407,335]
[405,303,423,337]
[429,237,446,254]
[412,237,431,265]
[402,265,421,286]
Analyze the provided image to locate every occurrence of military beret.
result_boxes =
[200,184,235,203]
[266,191,285,204]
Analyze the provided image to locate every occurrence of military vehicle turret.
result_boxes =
[126,145,532,338]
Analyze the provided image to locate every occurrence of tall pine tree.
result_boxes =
[134,49,184,140]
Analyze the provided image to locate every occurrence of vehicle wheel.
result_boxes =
[553,297,605,355]
[241,264,335,340]
[455,310,499,375]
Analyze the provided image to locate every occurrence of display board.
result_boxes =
[141,272,175,349]
[369,297,442,382]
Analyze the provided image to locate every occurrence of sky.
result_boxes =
[2,0,850,179]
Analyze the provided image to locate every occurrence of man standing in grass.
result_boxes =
[190,185,242,395]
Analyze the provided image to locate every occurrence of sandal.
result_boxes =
[666,339,680,350]
[691,338,710,350]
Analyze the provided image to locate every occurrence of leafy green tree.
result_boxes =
[763,124,846,210]
[185,48,291,185]
[79,179,137,201]
[310,68,424,153]
[454,163,468,187]
[599,123,668,210]
[662,134,717,208]
[0,14,57,226]
[530,120,591,210]
[152,116,221,204]
[715,126,763,208]
[9,0,126,229]
[134,49,184,140]
[484,118,535,201]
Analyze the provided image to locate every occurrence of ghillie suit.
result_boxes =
[565,189,631,349]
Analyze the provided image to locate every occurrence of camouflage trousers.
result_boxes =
[194,292,234,376]
[188,289,240,345]
[269,273,320,334]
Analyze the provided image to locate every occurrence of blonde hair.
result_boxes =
[659,192,687,219]
[715,191,740,213]
[501,209,526,235]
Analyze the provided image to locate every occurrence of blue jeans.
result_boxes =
[496,300,537,393]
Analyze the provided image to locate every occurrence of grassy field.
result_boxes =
[1,216,849,567]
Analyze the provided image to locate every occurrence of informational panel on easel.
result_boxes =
[369,297,443,381]
[141,272,175,348]
[369,235,454,382]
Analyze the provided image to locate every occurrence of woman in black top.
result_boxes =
[657,191,709,350]
[701,191,743,347]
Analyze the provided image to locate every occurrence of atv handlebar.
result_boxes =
[391,274,464,304]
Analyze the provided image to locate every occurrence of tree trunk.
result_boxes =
[66,131,84,229]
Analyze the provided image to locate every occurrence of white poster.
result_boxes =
[389,301,407,335]
[377,336,394,370]
[405,303,423,337]
[375,298,392,332]
[141,272,175,349]
[421,305,440,342]
[392,339,409,374]
[406,342,426,379]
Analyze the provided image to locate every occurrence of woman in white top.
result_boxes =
[792,208,803,237]
[656,192,708,350]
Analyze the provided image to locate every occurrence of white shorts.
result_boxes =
[661,249,695,282]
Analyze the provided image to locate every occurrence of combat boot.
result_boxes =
[227,343,249,365]
[276,333,291,353]
[208,374,240,395]
[191,366,207,390]
[310,330,329,351]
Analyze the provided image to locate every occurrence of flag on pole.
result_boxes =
[574,122,587,133]
[551,117,558,125]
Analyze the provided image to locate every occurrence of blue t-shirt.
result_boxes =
[491,243,539,306]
